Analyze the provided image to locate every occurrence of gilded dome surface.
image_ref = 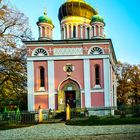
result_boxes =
[58,0,98,22]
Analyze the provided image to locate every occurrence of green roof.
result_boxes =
[91,15,105,24]
[37,10,53,25]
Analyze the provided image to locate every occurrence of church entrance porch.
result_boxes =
[58,79,81,112]
[65,91,76,108]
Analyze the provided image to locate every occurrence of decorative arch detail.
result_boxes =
[88,46,104,55]
[58,77,82,91]
[32,47,48,56]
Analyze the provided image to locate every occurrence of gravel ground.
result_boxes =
[0,123,140,140]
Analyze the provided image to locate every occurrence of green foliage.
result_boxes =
[66,116,140,126]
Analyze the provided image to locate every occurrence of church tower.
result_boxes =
[90,15,105,38]
[37,9,54,40]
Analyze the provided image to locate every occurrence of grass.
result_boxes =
[0,121,35,130]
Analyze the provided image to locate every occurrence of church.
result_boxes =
[24,0,117,116]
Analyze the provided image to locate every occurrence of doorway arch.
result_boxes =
[58,78,81,111]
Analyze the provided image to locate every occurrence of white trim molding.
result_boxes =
[84,59,91,108]
[103,58,111,107]
[27,61,34,111]
[91,89,104,93]
[48,60,55,109]
[25,42,110,47]
[27,54,109,61]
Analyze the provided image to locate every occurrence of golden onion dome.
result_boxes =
[58,0,98,22]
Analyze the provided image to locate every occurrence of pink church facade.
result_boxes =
[24,0,117,115]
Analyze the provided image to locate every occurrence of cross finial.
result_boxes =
[44,7,47,16]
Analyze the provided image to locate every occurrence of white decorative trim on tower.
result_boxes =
[103,58,111,107]
[84,59,91,108]
[48,60,55,109]
[27,61,34,111]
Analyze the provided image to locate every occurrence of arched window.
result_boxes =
[40,67,45,87]
[92,26,94,36]
[73,26,76,38]
[87,27,90,39]
[95,65,100,85]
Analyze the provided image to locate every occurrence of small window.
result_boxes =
[40,67,45,87]
[73,26,76,38]
[95,65,100,85]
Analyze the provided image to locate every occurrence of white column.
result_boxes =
[84,59,91,108]
[84,25,87,39]
[80,25,83,39]
[27,61,34,111]
[40,26,42,38]
[103,58,111,107]
[67,24,69,39]
[89,26,91,39]
[48,60,55,109]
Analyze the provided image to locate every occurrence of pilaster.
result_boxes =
[48,60,55,109]
[84,59,91,108]
[103,58,111,107]
[27,61,34,111]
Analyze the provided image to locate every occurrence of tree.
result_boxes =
[116,61,132,105]
[116,61,140,105]
[129,65,140,104]
[0,0,32,110]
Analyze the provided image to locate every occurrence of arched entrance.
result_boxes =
[58,79,81,111]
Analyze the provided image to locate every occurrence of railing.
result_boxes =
[0,111,37,124]
[0,105,140,125]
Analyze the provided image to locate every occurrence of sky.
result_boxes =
[11,0,140,65]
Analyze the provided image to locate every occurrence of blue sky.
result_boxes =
[11,0,140,65]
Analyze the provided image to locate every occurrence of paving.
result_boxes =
[0,123,140,140]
